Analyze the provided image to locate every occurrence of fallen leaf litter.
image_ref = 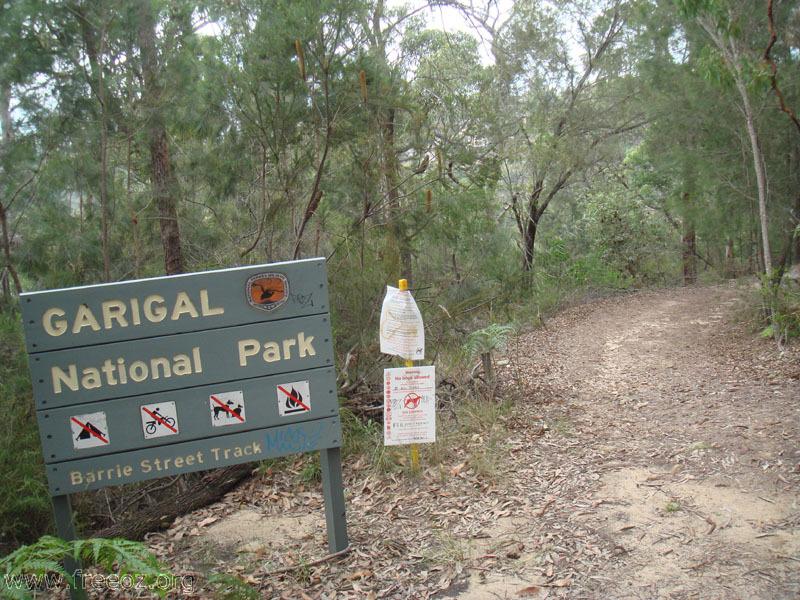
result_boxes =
[66,283,800,599]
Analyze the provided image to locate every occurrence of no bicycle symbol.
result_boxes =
[140,401,179,439]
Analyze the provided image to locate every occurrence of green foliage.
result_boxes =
[298,454,322,484]
[0,309,52,550]
[0,535,169,599]
[464,323,515,359]
[761,281,800,342]
[1,0,798,553]
[581,188,677,286]
[205,573,261,600]
[566,253,626,288]
[339,406,382,460]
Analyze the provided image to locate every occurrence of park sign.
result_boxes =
[20,258,347,557]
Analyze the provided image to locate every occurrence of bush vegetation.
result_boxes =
[1,0,798,587]
[0,308,52,552]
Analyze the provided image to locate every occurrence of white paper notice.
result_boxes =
[384,366,436,446]
[379,286,424,360]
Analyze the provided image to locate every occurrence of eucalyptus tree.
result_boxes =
[623,1,725,283]
[351,0,429,285]
[621,0,797,289]
[0,0,58,294]
[135,0,186,275]
[8,0,203,284]
[347,2,504,292]
[460,0,647,271]
[46,1,140,282]
[676,0,798,281]
[198,0,370,267]
[399,27,503,283]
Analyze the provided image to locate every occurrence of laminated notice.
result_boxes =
[379,286,424,360]
[384,366,436,445]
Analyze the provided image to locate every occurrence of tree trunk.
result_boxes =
[0,81,22,295]
[681,218,697,285]
[793,191,800,264]
[0,203,22,295]
[137,0,184,276]
[701,15,772,279]
[91,463,254,541]
[522,212,539,272]
[521,183,544,272]
[738,80,772,279]
[753,229,764,275]
[725,236,735,278]
[381,107,412,283]
[127,134,142,278]
[792,147,800,264]
[75,2,112,282]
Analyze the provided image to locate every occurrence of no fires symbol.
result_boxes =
[277,380,311,416]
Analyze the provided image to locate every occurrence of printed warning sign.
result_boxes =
[70,412,109,450]
[277,380,311,416]
[383,365,436,446]
[210,391,246,426]
[140,401,179,439]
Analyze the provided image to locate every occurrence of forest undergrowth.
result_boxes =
[3,278,798,599]
[2,269,798,565]
[3,271,799,551]
[0,261,670,557]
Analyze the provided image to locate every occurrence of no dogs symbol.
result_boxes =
[403,393,422,409]
[210,391,246,427]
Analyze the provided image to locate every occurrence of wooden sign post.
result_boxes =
[21,258,348,597]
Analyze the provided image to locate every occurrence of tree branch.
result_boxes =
[764,0,800,137]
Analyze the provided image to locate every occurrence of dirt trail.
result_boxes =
[149,283,799,600]
[496,283,800,599]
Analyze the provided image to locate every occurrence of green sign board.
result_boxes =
[21,258,348,579]
[46,417,343,494]
[38,366,339,463]
[29,314,334,409]
[21,259,328,352]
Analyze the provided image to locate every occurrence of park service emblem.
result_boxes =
[246,272,288,313]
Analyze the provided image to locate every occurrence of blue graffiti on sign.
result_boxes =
[266,423,324,453]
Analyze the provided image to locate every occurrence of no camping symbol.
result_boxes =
[70,411,109,450]
[210,391,246,427]
[277,380,311,416]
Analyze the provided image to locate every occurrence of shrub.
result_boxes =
[0,307,52,552]
[0,535,171,599]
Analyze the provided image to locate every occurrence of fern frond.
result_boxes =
[1,536,170,600]
[206,573,261,600]
[465,323,515,357]
[1,536,70,575]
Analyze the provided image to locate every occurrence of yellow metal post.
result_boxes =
[398,279,420,472]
